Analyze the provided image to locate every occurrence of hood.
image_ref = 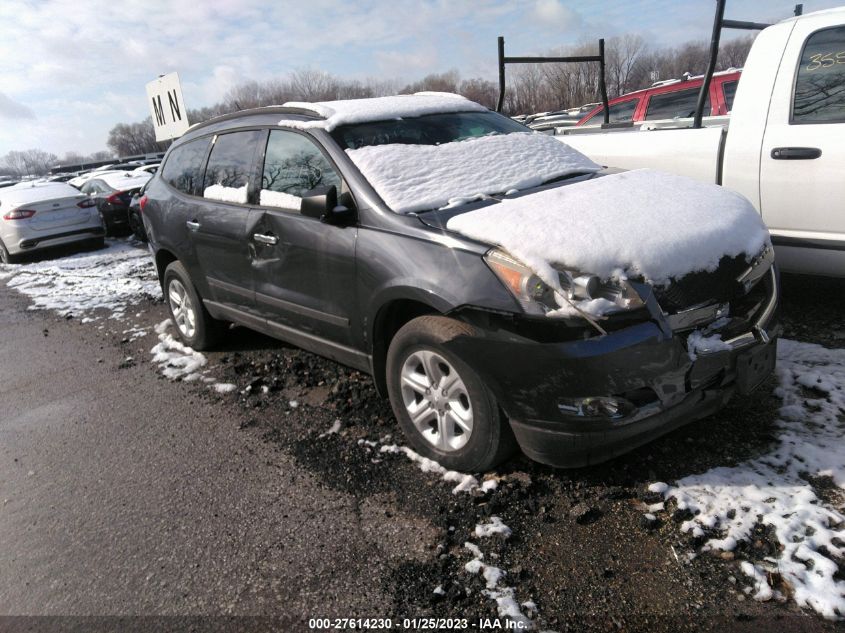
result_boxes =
[444,168,770,288]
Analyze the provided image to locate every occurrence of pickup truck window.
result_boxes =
[645,87,710,120]
[793,26,845,124]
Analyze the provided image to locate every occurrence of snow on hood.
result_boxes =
[446,169,770,286]
[346,132,601,214]
[282,93,487,130]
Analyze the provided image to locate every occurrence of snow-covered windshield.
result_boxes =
[330,111,528,150]
[340,118,601,214]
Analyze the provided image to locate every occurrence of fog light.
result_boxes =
[558,396,635,419]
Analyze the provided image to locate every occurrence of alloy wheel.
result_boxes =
[399,350,473,452]
[168,279,196,339]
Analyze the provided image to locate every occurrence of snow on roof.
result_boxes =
[281,93,487,130]
[98,171,151,191]
[446,168,769,285]
[0,181,83,208]
[346,132,601,214]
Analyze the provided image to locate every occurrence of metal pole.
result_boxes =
[694,0,726,129]
[496,36,506,113]
[598,38,610,125]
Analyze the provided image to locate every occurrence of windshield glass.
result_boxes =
[340,118,601,215]
[330,111,529,150]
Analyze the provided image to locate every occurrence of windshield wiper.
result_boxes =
[541,171,592,186]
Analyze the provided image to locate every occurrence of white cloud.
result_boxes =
[0,93,34,119]
[532,0,582,29]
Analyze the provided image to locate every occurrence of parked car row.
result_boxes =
[0,162,157,262]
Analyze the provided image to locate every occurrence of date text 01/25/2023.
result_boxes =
[308,617,529,630]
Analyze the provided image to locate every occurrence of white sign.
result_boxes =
[146,72,190,142]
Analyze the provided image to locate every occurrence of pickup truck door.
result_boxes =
[760,20,845,270]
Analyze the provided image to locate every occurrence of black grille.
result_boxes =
[653,254,749,313]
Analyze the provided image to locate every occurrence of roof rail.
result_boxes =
[186,105,324,134]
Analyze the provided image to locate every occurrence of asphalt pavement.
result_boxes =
[0,286,434,627]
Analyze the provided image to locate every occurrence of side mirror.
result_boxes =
[300,185,337,220]
[300,185,356,226]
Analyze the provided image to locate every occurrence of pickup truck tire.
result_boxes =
[386,315,516,472]
[163,261,224,351]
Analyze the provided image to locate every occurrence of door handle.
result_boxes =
[770,147,822,160]
[253,233,278,245]
[186,220,201,231]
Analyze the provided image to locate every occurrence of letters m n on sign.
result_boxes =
[146,72,190,142]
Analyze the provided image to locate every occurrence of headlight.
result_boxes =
[484,249,645,318]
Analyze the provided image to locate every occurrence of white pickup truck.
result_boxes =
[559,7,845,277]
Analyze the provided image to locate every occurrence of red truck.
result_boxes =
[576,69,742,126]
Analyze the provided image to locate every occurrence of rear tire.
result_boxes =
[163,261,224,350]
[386,315,516,472]
[0,238,19,264]
[84,237,106,251]
[128,210,147,242]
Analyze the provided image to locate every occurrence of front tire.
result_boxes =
[163,261,223,350]
[386,315,516,472]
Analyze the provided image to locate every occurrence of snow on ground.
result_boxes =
[357,439,539,628]
[0,239,160,320]
[150,319,207,381]
[447,169,769,288]
[378,444,479,494]
[282,93,486,131]
[149,319,234,394]
[464,535,533,628]
[652,339,845,618]
[346,132,599,214]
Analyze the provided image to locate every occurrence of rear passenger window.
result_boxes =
[645,87,710,120]
[203,130,264,204]
[259,130,342,211]
[793,26,845,124]
[161,137,211,195]
[722,80,739,112]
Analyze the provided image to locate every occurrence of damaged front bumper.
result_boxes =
[450,267,780,468]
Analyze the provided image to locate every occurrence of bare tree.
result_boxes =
[606,34,648,97]
[719,35,755,69]
[2,149,58,176]
[400,70,460,94]
[459,78,498,109]
[106,118,167,157]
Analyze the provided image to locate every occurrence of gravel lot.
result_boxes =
[1,240,842,631]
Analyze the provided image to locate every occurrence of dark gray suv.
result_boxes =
[141,94,779,471]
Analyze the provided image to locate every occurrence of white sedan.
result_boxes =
[0,182,104,264]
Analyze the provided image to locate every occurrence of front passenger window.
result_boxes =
[260,131,342,210]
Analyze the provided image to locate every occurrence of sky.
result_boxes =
[0,0,841,157]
